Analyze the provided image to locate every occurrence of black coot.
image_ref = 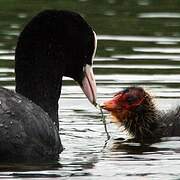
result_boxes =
[0,10,97,162]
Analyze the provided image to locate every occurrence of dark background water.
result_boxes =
[0,0,180,179]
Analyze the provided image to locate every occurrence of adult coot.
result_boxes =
[101,87,180,140]
[0,10,97,162]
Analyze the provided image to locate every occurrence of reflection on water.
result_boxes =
[139,12,180,18]
[0,0,180,179]
[98,35,180,42]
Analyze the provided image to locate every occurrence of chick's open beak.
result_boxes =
[100,93,123,111]
[100,99,117,111]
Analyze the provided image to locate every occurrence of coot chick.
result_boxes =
[101,87,180,140]
[0,10,97,162]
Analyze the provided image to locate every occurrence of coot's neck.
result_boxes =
[15,66,63,129]
[123,99,160,140]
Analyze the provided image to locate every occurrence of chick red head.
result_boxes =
[101,87,146,112]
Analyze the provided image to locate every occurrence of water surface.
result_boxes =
[0,0,180,179]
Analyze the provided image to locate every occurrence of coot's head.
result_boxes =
[15,10,97,105]
[101,87,153,123]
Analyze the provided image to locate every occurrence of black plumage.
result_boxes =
[0,10,97,162]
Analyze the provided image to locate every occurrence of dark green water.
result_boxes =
[0,0,180,179]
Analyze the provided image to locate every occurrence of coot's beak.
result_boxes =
[80,64,97,105]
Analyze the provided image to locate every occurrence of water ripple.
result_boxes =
[139,12,180,18]
[112,54,180,61]
[98,35,180,43]
[133,47,180,54]
[94,64,180,69]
